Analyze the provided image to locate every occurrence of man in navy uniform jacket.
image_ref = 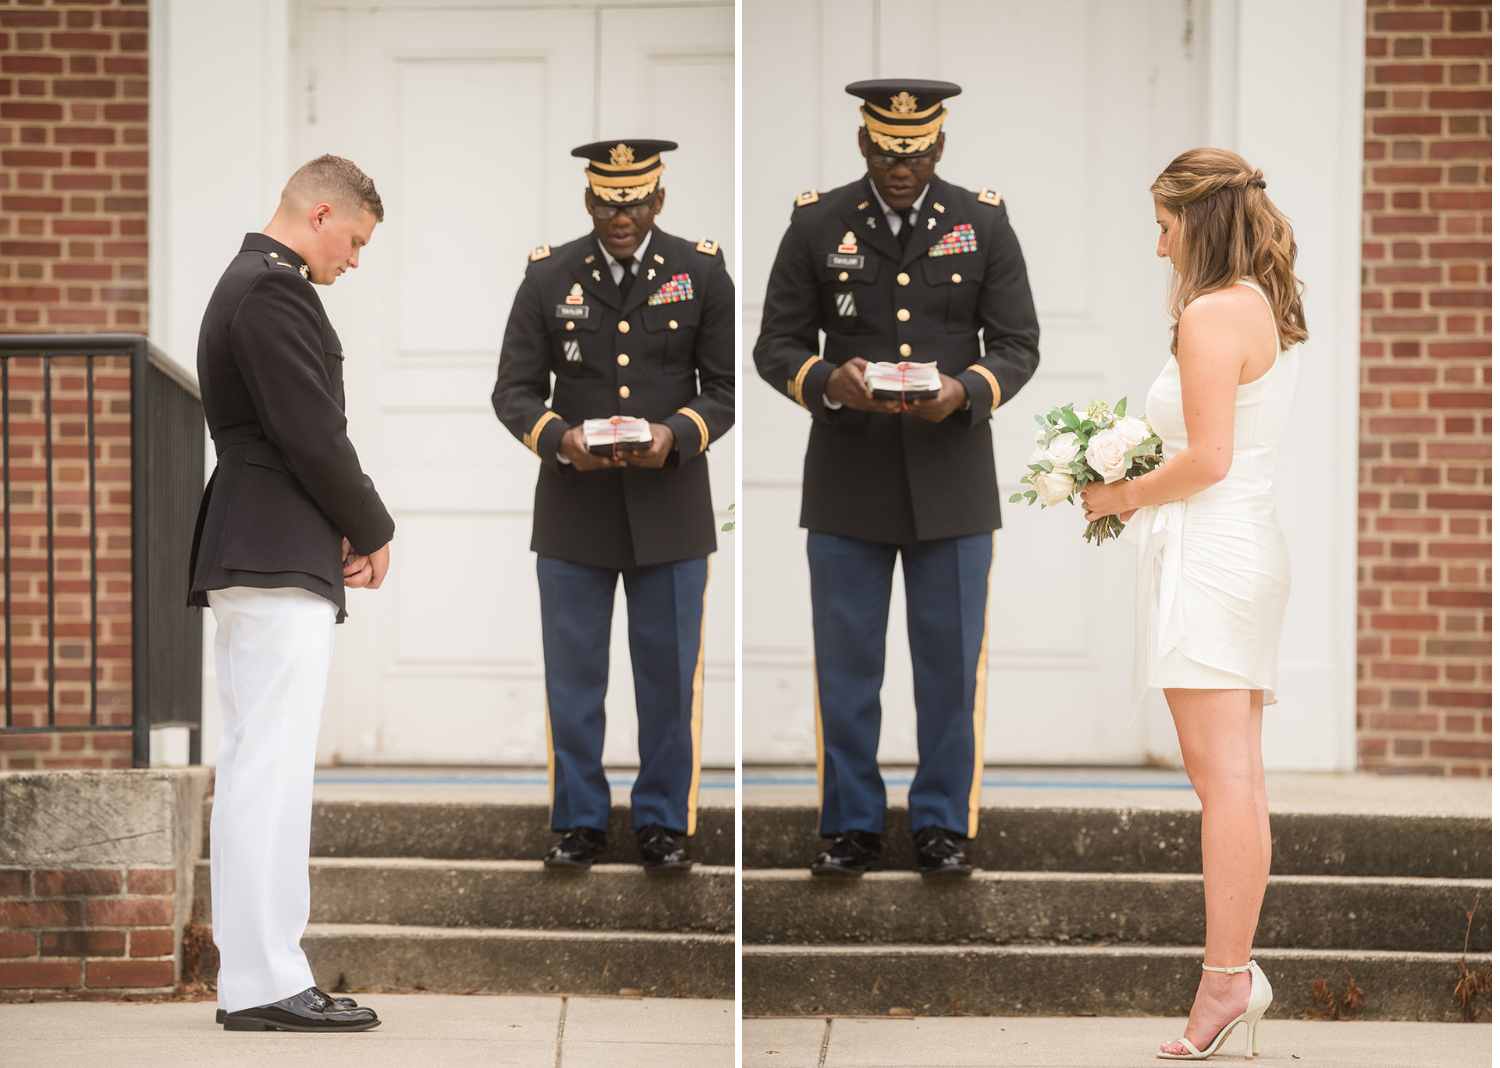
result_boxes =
[754,81,1041,877]
[190,155,390,1032]
[493,140,734,872]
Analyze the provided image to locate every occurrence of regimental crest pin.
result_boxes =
[837,231,858,254]
[565,282,584,305]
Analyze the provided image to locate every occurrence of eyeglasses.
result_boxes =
[868,149,939,171]
[588,200,656,220]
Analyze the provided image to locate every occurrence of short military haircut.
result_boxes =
[280,154,385,223]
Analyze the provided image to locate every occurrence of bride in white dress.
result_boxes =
[1081,148,1305,1061]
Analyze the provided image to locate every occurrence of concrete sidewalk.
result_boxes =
[744,1015,1492,1067]
[0,994,733,1068]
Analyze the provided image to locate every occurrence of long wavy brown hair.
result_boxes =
[1151,148,1308,355]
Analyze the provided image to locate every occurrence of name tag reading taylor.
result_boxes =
[555,305,589,319]
[826,254,865,270]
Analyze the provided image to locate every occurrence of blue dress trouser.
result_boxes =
[807,531,993,839]
[537,554,709,836]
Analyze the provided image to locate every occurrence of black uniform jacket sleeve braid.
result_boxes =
[952,197,1042,427]
[230,268,395,554]
[493,268,570,471]
[661,243,734,463]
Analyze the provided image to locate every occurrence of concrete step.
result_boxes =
[203,798,734,867]
[302,923,733,1000]
[742,944,1492,1021]
[195,858,733,934]
[743,805,1490,878]
[743,869,1492,953]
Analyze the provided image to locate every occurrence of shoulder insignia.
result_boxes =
[274,261,309,281]
[795,189,820,207]
[696,238,719,255]
[529,244,551,262]
[977,188,1002,206]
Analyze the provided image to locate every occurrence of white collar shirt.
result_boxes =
[869,181,929,235]
[598,230,652,285]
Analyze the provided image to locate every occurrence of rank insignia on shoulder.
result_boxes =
[795,189,819,207]
[565,282,584,305]
[530,244,552,261]
[696,238,719,255]
[977,188,1002,206]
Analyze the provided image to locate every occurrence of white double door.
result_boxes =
[742,0,1208,765]
[296,1,736,766]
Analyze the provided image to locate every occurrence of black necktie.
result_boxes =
[617,258,636,299]
[896,211,914,251]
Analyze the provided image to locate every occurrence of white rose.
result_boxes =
[1115,417,1152,450]
[1044,431,1081,469]
[1028,445,1048,468]
[1085,428,1129,483]
[1034,468,1075,507]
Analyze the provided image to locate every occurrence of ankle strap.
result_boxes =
[1202,961,1252,974]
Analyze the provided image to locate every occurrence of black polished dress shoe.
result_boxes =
[217,987,358,1024]
[543,826,608,868]
[222,987,379,1032]
[810,829,883,876]
[637,823,693,873]
[913,823,973,877]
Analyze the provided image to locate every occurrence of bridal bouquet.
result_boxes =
[1008,397,1163,545]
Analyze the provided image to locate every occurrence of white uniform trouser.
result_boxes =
[207,586,337,1013]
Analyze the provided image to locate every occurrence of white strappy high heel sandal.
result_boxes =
[1157,960,1273,1060]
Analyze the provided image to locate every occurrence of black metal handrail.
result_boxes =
[0,334,204,767]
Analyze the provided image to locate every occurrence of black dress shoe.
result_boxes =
[913,824,972,877]
[636,823,693,873]
[222,987,379,1032]
[810,829,883,876]
[218,988,357,1024]
[543,826,608,868]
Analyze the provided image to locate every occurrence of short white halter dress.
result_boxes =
[1125,278,1298,706]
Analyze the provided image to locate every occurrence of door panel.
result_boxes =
[300,3,735,766]
[742,0,1204,765]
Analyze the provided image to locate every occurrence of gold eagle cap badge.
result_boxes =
[530,244,552,261]
[696,238,719,255]
[610,143,635,167]
[890,91,919,114]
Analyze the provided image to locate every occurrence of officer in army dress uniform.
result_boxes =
[492,139,734,872]
[754,81,1040,877]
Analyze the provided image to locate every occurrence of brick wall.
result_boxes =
[1,0,146,771]
[0,0,149,332]
[1360,0,1492,776]
[0,356,134,771]
[0,865,178,999]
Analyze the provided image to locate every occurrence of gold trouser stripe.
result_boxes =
[677,406,709,454]
[544,697,555,827]
[525,410,561,456]
[813,656,825,827]
[971,366,1002,413]
[685,558,711,836]
[792,355,820,409]
[968,533,995,839]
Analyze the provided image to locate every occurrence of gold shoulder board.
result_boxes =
[977,188,1002,206]
[529,244,552,261]
[696,238,719,255]
[795,189,820,207]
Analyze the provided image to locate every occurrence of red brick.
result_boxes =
[39,929,124,957]
[125,869,173,896]
[33,868,120,896]
[128,928,173,957]
[86,897,170,927]
[0,931,36,957]
[1429,740,1493,759]
[84,959,173,989]
[0,961,80,989]
[0,900,82,927]
[1373,12,1445,31]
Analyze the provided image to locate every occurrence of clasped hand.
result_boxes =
[1080,481,1137,524]
[342,538,390,589]
[825,357,968,423]
[560,422,675,471]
